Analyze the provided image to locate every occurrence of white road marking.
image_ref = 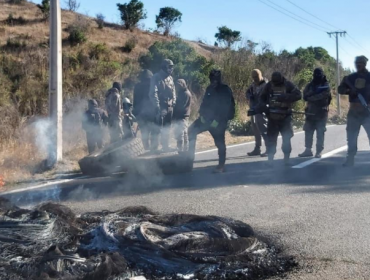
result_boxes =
[195,125,337,155]
[292,145,348,169]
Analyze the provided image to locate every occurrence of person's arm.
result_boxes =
[149,75,160,111]
[338,76,351,95]
[171,77,176,107]
[279,81,302,102]
[307,83,331,102]
[184,91,192,116]
[303,84,313,101]
[246,84,253,101]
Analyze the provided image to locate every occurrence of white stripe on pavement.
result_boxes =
[195,125,337,155]
[292,145,347,169]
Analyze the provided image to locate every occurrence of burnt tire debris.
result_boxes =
[0,198,295,280]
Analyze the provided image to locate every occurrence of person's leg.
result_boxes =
[361,114,370,152]
[255,113,268,156]
[138,118,150,150]
[280,117,294,165]
[86,132,95,154]
[161,110,173,150]
[210,123,227,172]
[315,117,327,158]
[266,119,279,163]
[299,120,314,157]
[344,109,362,166]
[96,130,104,150]
[248,116,261,156]
[188,118,208,164]
[183,117,189,151]
[173,118,184,151]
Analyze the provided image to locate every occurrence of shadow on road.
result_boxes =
[3,151,370,206]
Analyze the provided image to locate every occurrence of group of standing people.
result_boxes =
[83,54,370,172]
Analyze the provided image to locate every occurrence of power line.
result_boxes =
[343,37,364,54]
[257,0,327,33]
[264,0,329,32]
[346,34,370,54]
[285,0,342,31]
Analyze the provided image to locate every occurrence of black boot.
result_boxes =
[284,154,291,166]
[248,147,261,156]
[343,156,355,167]
[266,155,274,167]
[298,148,313,158]
[315,150,323,158]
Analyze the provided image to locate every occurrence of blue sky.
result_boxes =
[32,0,370,69]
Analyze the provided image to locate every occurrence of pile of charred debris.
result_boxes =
[0,197,295,280]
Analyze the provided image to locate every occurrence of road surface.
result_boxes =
[3,124,370,280]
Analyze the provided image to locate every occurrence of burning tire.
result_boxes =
[79,138,145,176]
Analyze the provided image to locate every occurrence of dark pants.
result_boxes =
[108,117,123,143]
[267,116,294,156]
[251,113,268,148]
[137,118,156,150]
[346,108,370,157]
[174,117,189,152]
[189,118,227,166]
[152,109,173,150]
[303,117,327,153]
[86,131,103,154]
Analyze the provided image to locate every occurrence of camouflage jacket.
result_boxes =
[149,70,176,111]
[105,88,122,119]
[338,70,370,104]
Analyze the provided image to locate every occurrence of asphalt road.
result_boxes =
[3,124,370,279]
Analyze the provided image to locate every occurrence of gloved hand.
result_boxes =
[349,88,358,97]
[275,95,286,102]
[200,116,207,124]
[210,120,219,128]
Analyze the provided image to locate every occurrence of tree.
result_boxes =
[155,7,182,36]
[117,0,146,30]
[215,26,241,48]
[64,0,80,12]
[37,0,50,20]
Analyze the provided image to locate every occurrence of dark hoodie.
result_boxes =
[174,79,192,119]
[133,69,154,120]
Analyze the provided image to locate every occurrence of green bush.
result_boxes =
[228,119,252,136]
[139,39,215,94]
[121,38,137,53]
[96,13,105,29]
[68,28,87,46]
[5,37,27,50]
[89,43,109,60]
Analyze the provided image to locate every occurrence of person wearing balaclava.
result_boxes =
[105,83,123,143]
[82,99,108,154]
[338,55,370,167]
[149,59,176,152]
[188,69,235,173]
[246,69,268,157]
[259,71,302,166]
[173,79,192,153]
[298,68,331,159]
[133,69,154,150]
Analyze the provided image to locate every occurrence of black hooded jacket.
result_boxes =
[133,70,154,120]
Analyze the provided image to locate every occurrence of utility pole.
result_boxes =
[48,0,63,167]
[327,31,347,116]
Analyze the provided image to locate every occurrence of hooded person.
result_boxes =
[299,68,331,158]
[105,85,123,143]
[246,69,268,157]
[188,69,235,173]
[149,59,176,152]
[338,55,370,167]
[133,69,155,150]
[122,97,137,140]
[174,79,192,152]
[259,71,302,166]
[82,99,108,153]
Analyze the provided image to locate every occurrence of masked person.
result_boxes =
[246,69,268,157]
[260,72,302,166]
[299,68,331,158]
[188,70,235,173]
[133,69,155,150]
[150,59,176,152]
[105,84,123,143]
[338,55,370,167]
[82,99,108,154]
[122,97,137,140]
[173,79,192,153]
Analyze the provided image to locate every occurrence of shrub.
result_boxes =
[121,38,137,53]
[37,0,50,20]
[155,7,182,36]
[96,13,105,29]
[228,119,252,136]
[5,37,27,50]
[68,28,87,45]
[89,43,109,60]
